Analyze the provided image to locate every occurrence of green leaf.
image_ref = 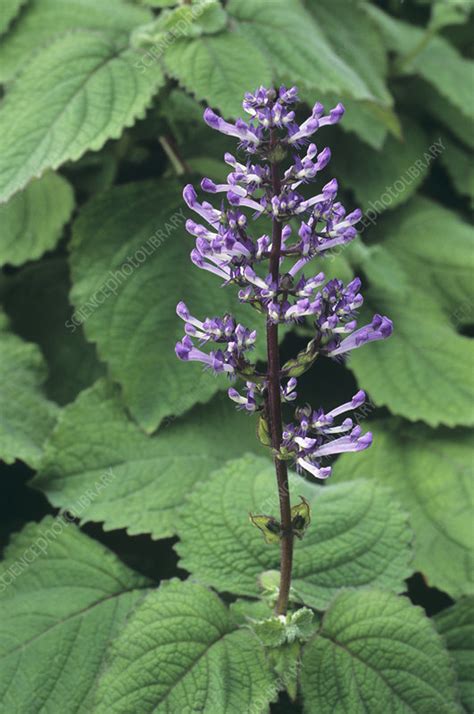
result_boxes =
[307,0,391,105]
[0,172,74,267]
[348,198,474,428]
[228,0,374,103]
[0,310,58,467]
[332,117,430,213]
[435,598,474,712]
[176,455,413,609]
[296,0,398,149]
[141,0,227,40]
[301,589,461,714]
[439,135,474,203]
[163,31,272,117]
[429,0,474,32]
[33,380,265,539]
[365,4,474,119]
[378,197,474,314]
[347,286,474,427]
[0,0,27,36]
[69,180,264,432]
[0,31,164,203]
[409,79,474,149]
[332,421,474,598]
[2,258,105,405]
[251,607,315,650]
[93,579,276,713]
[0,516,150,714]
[0,0,151,82]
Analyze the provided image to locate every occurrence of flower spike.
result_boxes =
[175,86,393,615]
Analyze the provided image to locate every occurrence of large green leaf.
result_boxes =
[93,579,276,713]
[347,200,474,427]
[301,589,461,714]
[347,286,474,427]
[2,258,105,405]
[0,32,164,203]
[0,517,150,714]
[229,0,398,149]
[0,310,58,467]
[378,197,474,314]
[308,0,391,104]
[365,4,474,118]
[176,454,413,609]
[0,172,74,267]
[332,117,429,213]
[33,380,265,539]
[332,421,474,597]
[0,0,150,82]
[69,180,265,431]
[435,598,474,713]
[0,0,27,36]
[163,31,272,117]
[228,0,375,102]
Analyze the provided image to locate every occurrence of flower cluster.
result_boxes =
[176,85,393,479]
[175,302,256,375]
[228,377,298,412]
[281,390,371,479]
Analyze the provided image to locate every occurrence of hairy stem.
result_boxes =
[266,143,293,616]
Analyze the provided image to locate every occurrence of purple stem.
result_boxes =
[266,134,293,616]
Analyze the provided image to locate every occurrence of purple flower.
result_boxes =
[175,85,393,480]
[326,314,394,357]
[282,391,372,479]
[175,303,256,376]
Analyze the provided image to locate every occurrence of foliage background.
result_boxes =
[0,0,472,712]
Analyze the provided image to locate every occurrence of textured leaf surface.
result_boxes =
[366,4,474,118]
[347,286,474,427]
[332,421,474,597]
[0,0,27,35]
[229,0,374,102]
[163,31,272,117]
[301,589,460,714]
[332,118,429,212]
[94,579,276,713]
[308,0,391,104]
[0,311,58,467]
[0,32,164,203]
[0,0,150,82]
[0,517,150,714]
[379,197,474,313]
[176,455,413,609]
[69,180,265,431]
[2,258,105,405]
[0,172,74,267]
[34,380,265,539]
[435,598,474,712]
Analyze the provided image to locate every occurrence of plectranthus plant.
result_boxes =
[175,85,393,616]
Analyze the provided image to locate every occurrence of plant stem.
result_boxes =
[159,134,191,177]
[266,142,293,616]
